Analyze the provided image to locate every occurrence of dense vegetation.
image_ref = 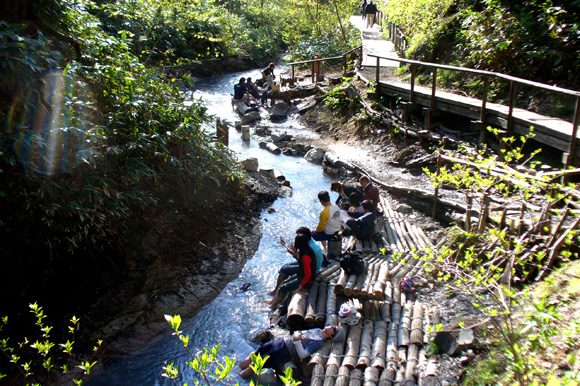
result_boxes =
[382,0,580,114]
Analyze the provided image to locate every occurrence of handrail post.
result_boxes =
[564,95,580,181]
[507,80,517,131]
[480,76,489,122]
[291,64,295,85]
[376,56,380,84]
[343,54,347,76]
[410,65,416,103]
[430,68,437,109]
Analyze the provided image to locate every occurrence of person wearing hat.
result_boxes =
[239,324,344,379]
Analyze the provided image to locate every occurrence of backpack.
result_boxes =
[339,251,365,275]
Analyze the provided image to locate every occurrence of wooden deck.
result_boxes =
[359,72,580,159]
[284,196,441,385]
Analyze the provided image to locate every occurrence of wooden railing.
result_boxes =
[368,54,580,172]
[386,21,407,54]
[287,46,363,84]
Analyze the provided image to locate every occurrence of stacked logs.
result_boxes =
[278,193,441,384]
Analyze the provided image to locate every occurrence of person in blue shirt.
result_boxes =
[268,227,325,297]
[239,325,343,379]
[342,200,376,240]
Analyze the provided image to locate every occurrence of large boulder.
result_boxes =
[270,102,291,120]
[241,157,259,172]
[241,111,261,124]
[304,147,325,164]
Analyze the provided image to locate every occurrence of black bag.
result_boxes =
[339,251,365,275]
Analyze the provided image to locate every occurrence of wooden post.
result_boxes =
[465,194,473,231]
[507,80,517,131]
[480,76,489,122]
[432,153,441,219]
[291,64,295,85]
[376,56,380,85]
[430,68,437,109]
[410,66,416,103]
[564,95,580,182]
[343,54,347,76]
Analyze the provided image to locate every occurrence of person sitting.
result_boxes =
[245,77,261,99]
[311,191,342,251]
[331,180,363,209]
[268,233,317,310]
[359,175,380,212]
[342,200,376,240]
[262,62,275,80]
[232,77,247,108]
[346,194,365,218]
[261,71,275,106]
[239,325,343,379]
[268,227,325,296]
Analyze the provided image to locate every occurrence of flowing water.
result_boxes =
[90,69,340,385]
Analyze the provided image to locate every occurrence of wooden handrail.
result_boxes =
[368,54,580,97]
[288,45,362,66]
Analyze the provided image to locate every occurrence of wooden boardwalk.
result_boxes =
[285,195,440,385]
[358,69,580,160]
[349,16,579,163]
[349,16,399,68]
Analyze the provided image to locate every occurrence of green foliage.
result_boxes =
[163,314,300,385]
[422,130,578,384]
[324,83,359,111]
[0,303,101,384]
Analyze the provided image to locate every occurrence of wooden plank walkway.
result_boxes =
[358,70,580,159]
[284,194,440,384]
[349,15,579,161]
[349,16,399,68]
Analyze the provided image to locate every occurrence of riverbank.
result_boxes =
[86,172,283,356]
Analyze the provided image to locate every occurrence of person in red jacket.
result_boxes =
[359,175,380,212]
[268,233,317,310]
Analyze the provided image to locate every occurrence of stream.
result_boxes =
[90,68,342,385]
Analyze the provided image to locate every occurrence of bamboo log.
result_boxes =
[378,364,395,386]
[384,281,393,304]
[380,300,391,323]
[327,325,349,367]
[343,322,363,369]
[373,264,390,297]
[362,263,377,295]
[309,341,332,369]
[397,346,406,364]
[324,365,339,386]
[410,302,424,345]
[423,306,431,345]
[319,262,342,282]
[336,269,350,293]
[391,303,401,326]
[392,283,401,304]
[344,274,358,296]
[405,344,420,381]
[326,284,338,326]
[356,320,374,368]
[287,289,308,330]
[398,303,411,347]
[304,282,320,327]
[400,291,407,306]
[395,365,405,384]
[315,283,328,326]
[364,366,379,386]
[311,364,327,386]
[349,369,364,386]
[336,366,351,386]
[371,320,388,369]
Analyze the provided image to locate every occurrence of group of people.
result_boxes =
[233,63,276,107]
[267,175,381,310]
[360,0,380,29]
[240,175,382,380]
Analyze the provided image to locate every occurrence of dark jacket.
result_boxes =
[346,211,376,240]
[365,3,377,14]
[363,182,380,211]
[233,83,246,100]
